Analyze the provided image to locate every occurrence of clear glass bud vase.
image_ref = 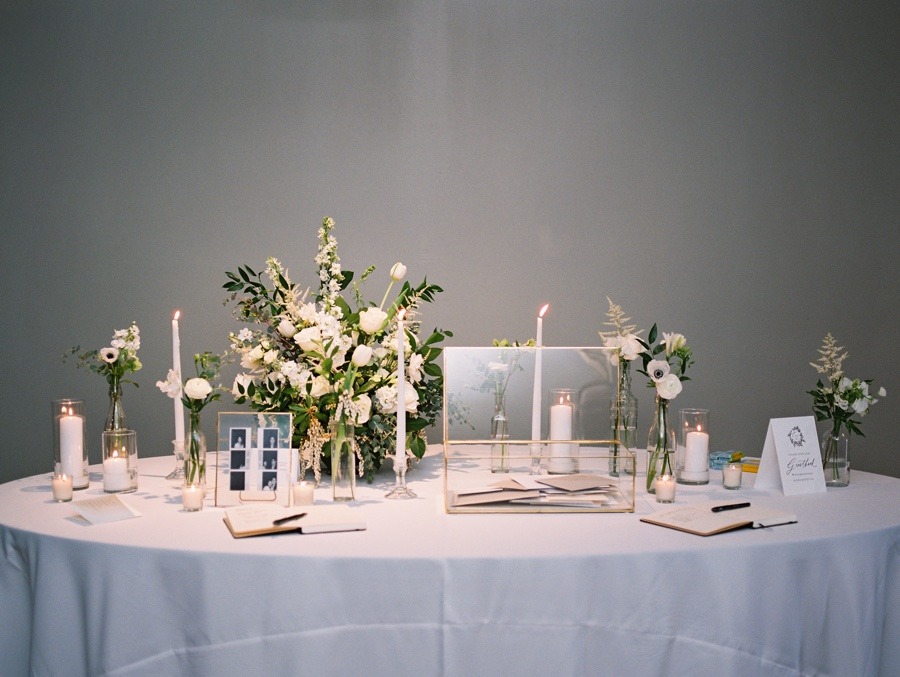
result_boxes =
[185,411,206,488]
[105,377,126,432]
[610,362,638,476]
[330,417,356,501]
[646,396,676,493]
[490,400,510,473]
[821,425,850,487]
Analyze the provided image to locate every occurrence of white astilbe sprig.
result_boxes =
[810,332,848,382]
[599,297,640,340]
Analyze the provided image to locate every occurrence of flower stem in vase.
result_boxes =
[646,396,675,493]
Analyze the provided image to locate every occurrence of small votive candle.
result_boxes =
[182,484,204,511]
[655,474,676,503]
[723,462,743,490]
[51,473,73,502]
[293,480,314,506]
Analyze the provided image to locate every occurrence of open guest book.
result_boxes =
[223,504,366,538]
[640,501,797,536]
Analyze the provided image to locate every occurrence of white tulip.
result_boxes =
[390,262,407,281]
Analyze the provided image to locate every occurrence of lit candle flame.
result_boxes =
[538,303,549,318]
[174,309,181,321]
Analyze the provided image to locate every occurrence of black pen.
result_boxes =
[711,502,750,513]
[272,512,307,526]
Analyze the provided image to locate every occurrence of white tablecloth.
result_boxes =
[1,449,898,676]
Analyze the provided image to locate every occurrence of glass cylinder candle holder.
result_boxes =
[677,408,710,485]
[723,461,743,489]
[101,429,138,493]
[52,399,89,490]
[547,388,579,474]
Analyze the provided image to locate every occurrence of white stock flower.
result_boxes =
[155,369,182,399]
[277,318,297,338]
[100,347,119,363]
[390,262,407,281]
[295,326,322,352]
[655,373,683,400]
[375,384,397,412]
[662,332,686,356]
[647,359,670,382]
[352,344,373,367]
[184,377,212,400]
[359,307,388,334]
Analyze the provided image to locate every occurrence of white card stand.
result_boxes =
[755,416,826,495]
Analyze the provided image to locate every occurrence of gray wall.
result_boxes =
[2,1,897,484]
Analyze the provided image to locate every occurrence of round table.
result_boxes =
[1,450,898,676]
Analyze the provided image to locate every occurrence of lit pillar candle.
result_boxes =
[395,309,407,471]
[683,429,710,473]
[102,451,130,492]
[182,484,204,511]
[58,406,85,480]
[531,304,549,441]
[172,310,185,446]
[548,394,574,473]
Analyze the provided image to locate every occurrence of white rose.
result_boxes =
[263,349,279,365]
[277,318,297,338]
[310,375,331,398]
[359,307,388,334]
[390,262,407,281]
[294,326,321,352]
[184,377,212,400]
[655,373,683,400]
[663,332,686,355]
[647,359,670,382]
[352,344,373,367]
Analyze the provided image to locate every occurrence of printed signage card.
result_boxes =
[755,416,826,495]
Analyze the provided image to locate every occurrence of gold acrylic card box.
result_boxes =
[442,346,635,513]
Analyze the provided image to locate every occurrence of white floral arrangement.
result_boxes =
[66,323,142,391]
[223,217,450,483]
[637,325,692,400]
[808,332,885,437]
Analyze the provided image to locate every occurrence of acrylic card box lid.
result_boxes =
[442,346,636,513]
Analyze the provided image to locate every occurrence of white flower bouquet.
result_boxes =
[223,217,450,482]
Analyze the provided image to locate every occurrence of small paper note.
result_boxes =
[72,494,142,524]
[755,416,826,495]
